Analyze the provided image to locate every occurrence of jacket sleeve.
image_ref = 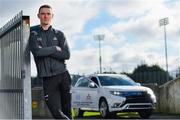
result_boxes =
[50,33,70,60]
[29,33,57,58]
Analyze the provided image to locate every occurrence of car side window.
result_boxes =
[91,77,99,86]
[76,77,90,87]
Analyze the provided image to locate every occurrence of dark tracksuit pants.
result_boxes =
[42,71,72,119]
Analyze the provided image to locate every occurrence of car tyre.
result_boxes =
[73,108,84,118]
[99,98,111,118]
[138,110,152,119]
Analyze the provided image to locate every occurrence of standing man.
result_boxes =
[29,5,72,119]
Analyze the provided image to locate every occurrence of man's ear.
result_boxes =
[52,14,54,18]
[37,14,40,19]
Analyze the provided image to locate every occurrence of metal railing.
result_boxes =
[0,11,31,119]
[130,71,172,85]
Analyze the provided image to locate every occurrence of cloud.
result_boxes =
[105,0,164,19]
[1,0,180,76]
[67,47,99,74]
[0,0,40,27]
[92,26,126,46]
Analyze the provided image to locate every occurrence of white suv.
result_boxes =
[71,74,156,118]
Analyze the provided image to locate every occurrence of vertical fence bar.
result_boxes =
[22,14,31,119]
[0,11,31,119]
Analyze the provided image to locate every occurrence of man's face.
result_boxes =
[38,8,53,26]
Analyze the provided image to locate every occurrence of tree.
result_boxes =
[125,64,172,85]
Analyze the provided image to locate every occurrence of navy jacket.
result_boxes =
[29,25,70,77]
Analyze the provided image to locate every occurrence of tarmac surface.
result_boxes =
[77,113,180,119]
[33,113,180,119]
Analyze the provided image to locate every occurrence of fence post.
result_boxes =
[0,11,31,119]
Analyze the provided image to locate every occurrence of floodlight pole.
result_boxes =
[159,17,169,82]
[94,34,105,74]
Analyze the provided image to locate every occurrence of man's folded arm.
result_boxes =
[29,35,56,57]
[50,39,70,60]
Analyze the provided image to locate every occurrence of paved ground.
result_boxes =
[33,113,180,119]
[75,113,180,119]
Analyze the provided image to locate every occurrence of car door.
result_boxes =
[72,77,95,109]
[86,80,99,109]
[72,77,86,108]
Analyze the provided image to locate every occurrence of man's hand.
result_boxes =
[38,45,61,52]
[55,46,62,52]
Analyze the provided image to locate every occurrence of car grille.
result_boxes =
[120,91,152,107]
[128,104,152,108]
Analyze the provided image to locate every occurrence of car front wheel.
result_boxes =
[138,110,152,119]
[99,99,110,118]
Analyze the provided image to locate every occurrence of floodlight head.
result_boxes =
[159,17,169,27]
[94,34,105,41]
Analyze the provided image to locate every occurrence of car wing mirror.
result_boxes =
[89,82,97,88]
[136,82,141,86]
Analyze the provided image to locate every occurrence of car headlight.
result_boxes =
[147,89,156,103]
[110,91,123,96]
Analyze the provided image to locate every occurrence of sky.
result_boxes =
[0,0,180,77]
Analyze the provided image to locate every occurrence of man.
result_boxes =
[29,5,72,119]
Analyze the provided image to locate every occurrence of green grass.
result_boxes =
[72,108,138,118]
[84,111,100,116]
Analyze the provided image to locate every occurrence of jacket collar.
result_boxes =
[39,25,52,32]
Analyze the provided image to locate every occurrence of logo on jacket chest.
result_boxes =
[37,37,42,41]
[37,37,57,41]
[53,37,58,41]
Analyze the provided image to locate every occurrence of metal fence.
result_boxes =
[130,71,173,85]
[0,11,31,119]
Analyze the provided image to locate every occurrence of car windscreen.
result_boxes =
[98,76,136,86]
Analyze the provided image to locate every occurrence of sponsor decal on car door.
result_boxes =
[85,88,98,109]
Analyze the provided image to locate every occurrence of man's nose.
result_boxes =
[44,14,48,18]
